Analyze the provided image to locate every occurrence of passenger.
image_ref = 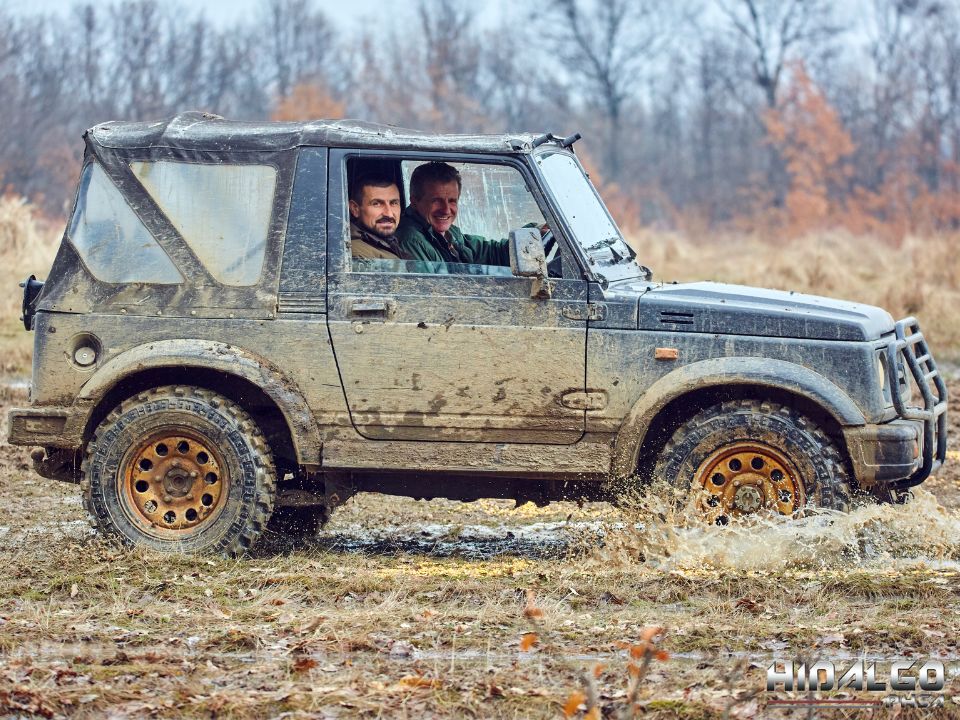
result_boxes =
[396,162,511,267]
[349,174,408,260]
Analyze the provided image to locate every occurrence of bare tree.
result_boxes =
[541,0,687,180]
[416,0,488,131]
[717,0,841,110]
[254,0,335,100]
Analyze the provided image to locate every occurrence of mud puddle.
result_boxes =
[259,483,960,572]
[290,519,606,560]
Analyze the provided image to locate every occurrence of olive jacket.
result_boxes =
[350,221,408,260]
[395,207,510,266]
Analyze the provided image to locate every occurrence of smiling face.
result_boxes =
[412,179,460,236]
[349,183,401,238]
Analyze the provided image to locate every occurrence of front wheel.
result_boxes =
[652,399,852,524]
[81,386,276,555]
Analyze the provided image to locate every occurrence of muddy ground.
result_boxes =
[2,378,960,719]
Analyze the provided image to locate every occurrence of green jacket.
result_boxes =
[395,207,511,267]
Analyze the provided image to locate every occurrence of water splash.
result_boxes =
[597,484,960,572]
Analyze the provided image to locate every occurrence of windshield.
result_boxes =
[536,151,648,283]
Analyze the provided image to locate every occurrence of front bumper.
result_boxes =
[843,317,947,489]
[843,420,923,485]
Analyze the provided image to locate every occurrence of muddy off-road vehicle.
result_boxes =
[8,112,949,554]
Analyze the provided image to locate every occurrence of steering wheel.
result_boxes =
[541,229,557,262]
[541,229,563,278]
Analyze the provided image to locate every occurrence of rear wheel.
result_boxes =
[652,399,852,523]
[81,386,276,555]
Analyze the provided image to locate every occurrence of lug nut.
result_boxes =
[163,495,173,503]
[189,471,198,479]
[171,460,180,468]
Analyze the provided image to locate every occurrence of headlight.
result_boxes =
[896,355,915,406]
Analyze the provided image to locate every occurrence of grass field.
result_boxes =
[2,202,960,717]
[2,379,960,718]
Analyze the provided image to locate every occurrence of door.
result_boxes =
[325,151,589,444]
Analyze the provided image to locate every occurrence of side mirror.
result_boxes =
[509,228,553,299]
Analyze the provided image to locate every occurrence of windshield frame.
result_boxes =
[530,147,649,285]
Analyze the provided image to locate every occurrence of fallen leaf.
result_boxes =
[563,690,586,717]
[520,633,539,651]
[396,675,440,689]
[523,589,544,619]
[292,657,318,672]
[70,584,78,598]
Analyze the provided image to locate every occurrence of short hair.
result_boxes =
[350,173,398,204]
[409,162,461,202]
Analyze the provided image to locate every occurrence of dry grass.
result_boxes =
[3,382,960,718]
[0,196,60,376]
[629,229,960,359]
[0,195,60,321]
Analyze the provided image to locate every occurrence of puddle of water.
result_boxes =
[294,519,604,560]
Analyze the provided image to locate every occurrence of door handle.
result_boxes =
[349,298,395,318]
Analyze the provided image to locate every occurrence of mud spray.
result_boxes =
[598,483,960,572]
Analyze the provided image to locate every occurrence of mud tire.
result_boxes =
[81,386,276,556]
[652,399,853,518]
[267,505,329,537]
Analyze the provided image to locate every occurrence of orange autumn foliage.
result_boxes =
[272,83,345,121]
[764,63,856,238]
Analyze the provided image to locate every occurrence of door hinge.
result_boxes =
[562,303,606,321]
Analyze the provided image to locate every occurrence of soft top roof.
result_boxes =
[87,111,540,154]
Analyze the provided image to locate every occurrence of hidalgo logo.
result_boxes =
[766,659,947,709]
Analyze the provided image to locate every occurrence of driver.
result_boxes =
[396,162,511,267]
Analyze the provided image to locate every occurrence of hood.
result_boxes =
[616,281,894,342]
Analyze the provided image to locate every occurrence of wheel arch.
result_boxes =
[611,357,866,478]
[78,340,321,467]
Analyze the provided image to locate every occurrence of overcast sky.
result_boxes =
[7,0,506,29]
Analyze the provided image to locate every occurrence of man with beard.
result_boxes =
[349,174,408,260]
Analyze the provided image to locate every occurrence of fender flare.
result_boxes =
[610,356,867,477]
[78,339,321,464]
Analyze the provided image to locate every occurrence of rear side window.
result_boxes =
[131,161,277,286]
[68,163,183,284]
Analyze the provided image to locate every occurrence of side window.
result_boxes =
[348,160,547,277]
[68,163,183,284]
[130,160,277,286]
